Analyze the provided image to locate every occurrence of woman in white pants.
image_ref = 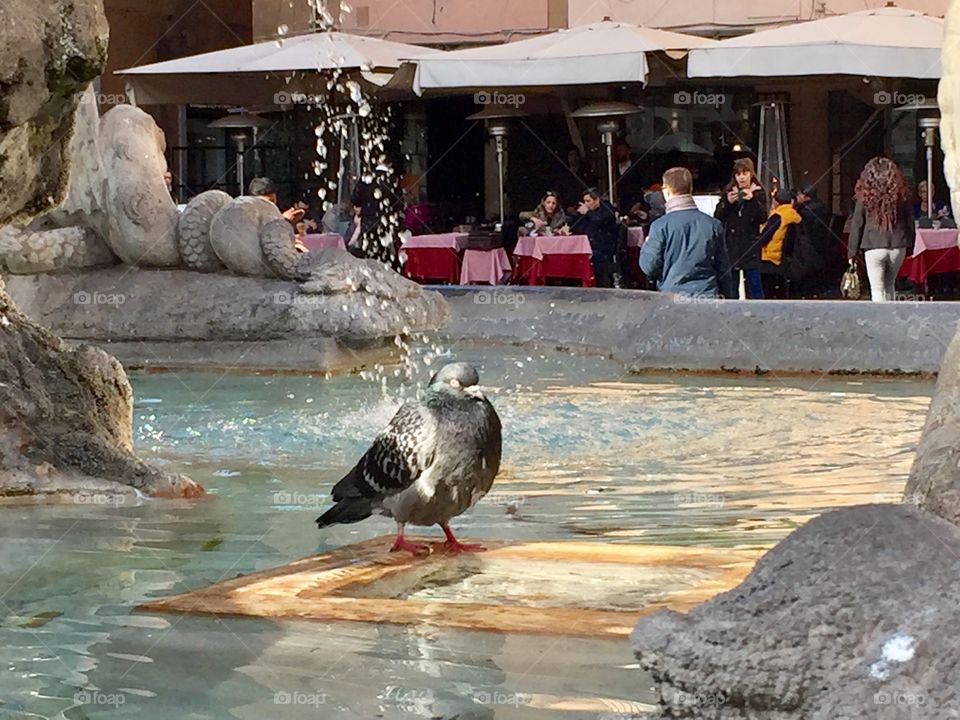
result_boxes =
[847,158,914,302]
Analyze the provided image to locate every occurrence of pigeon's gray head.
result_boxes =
[428,362,484,398]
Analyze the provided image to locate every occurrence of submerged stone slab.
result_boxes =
[138,536,760,638]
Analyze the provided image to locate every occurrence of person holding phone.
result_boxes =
[714,158,767,298]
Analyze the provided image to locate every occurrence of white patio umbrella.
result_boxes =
[687,7,943,80]
[117,32,441,105]
[410,20,716,94]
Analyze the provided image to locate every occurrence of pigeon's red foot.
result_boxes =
[441,538,486,554]
[439,524,486,553]
[389,537,431,556]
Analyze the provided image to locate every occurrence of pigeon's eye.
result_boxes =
[449,379,461,389]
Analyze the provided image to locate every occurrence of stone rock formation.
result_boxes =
[177,190,232,272]
[0,0,108,226]
[209,196,302,279]
[904,324,960,524]
[631,503,960,719]
[939,1,960,217]
[99,105,181,267]
[0,278,202,499]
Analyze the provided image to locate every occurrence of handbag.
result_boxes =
[840,259,861,299]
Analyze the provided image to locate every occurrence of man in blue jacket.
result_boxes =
[639,167,736,299]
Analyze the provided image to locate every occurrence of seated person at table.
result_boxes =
[639,167,735,299]
[248,177,308,252]
[518,191,570,237]
[569,188,621,288]
[914,180,953,224]
[556,147,598,215]
[249,177,305,225]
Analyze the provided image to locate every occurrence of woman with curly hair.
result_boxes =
[847,157,915,302]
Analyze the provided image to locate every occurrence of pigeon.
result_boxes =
[316,362,502,554]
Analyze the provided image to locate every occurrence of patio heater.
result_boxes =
[467,105,528,227]
[756,100,792,194]
[894,99,941,220]
[570,101,641,208]
[209,112,271,195]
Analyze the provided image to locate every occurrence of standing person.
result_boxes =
[556,147,597,215]
[640,167,735,298]
[756,189,802,297]
[570,189,621,287]
[713,158,766,298]
[613,139,643,213]
[350,162,401,264]
[794,181,834,295]
[847,157,914,303]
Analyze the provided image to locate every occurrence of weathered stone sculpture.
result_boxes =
[0,0,107,226]
[209,196,302,279]
[0,0,202,499]
[99,105,181,266]
[178,190,232,272]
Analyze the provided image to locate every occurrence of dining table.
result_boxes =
[898,228,960,291]
[512,234,595,287]
[299,233,346,252]
[400,233,468,284]
[460,247,512,285]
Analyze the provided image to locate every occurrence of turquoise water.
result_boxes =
[0,345,932,719]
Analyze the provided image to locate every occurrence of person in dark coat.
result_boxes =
[350,163,401,264]
[794,181,834,294]
[613,139,644,214]
[569,188,622,287]
[847,157,914,302]
[640,167,735,299]
[713,158,767,298]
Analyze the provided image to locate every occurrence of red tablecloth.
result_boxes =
[512,235,594,287]
[401,233,467,283]
[299,233,345,251]
[460,248,511,285]
[899,229,960,288]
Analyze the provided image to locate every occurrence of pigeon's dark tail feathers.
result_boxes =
[316,497,375,528]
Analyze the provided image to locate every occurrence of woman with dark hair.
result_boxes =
[519,191,570,236]
[847,157,914,302]
[714,158,767,298]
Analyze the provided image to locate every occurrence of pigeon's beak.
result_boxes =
[464,384,486,399]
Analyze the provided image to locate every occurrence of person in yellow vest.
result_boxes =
[756,189,802,297]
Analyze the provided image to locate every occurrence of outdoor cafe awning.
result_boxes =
[687,7,943,80]
[117,31,440,106]
[409,20,717,94]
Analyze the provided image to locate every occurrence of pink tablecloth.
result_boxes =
[402,233,468,251]
[299,233,345,251]
[627,227,645,248]
[460,248,511,285]
[513,234,592,261]
[914,228,959,254]
[513,234,594,287]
